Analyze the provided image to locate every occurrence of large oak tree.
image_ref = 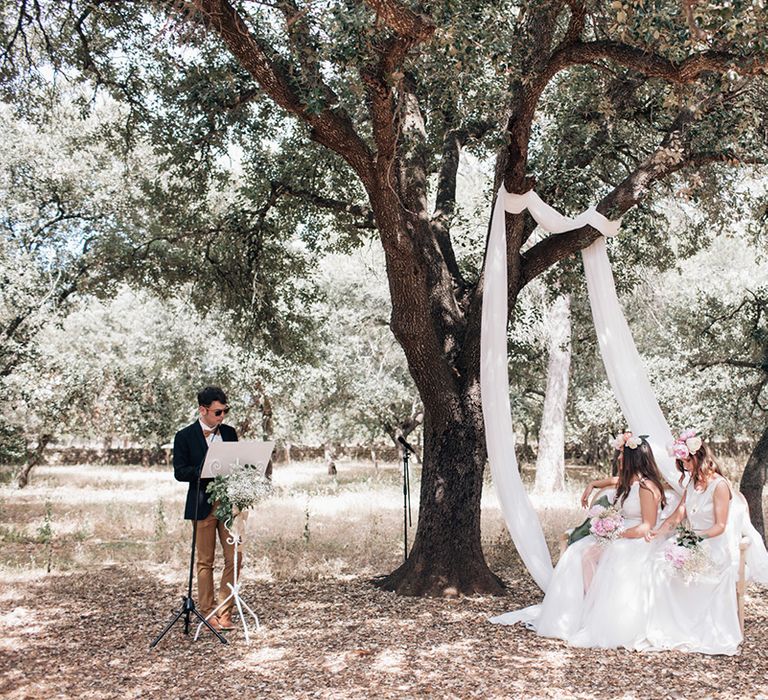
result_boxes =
[3,0,767,594]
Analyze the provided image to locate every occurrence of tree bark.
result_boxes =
[375,385,504,596]
[324,441,337,476]
[534,294,572,493]
[17,433,52,489]
[740,424,768,543]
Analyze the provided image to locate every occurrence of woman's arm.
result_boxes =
[645,492,687,541]
[622,484,660,539]
[698,480,731,539]
[581,476,620,508]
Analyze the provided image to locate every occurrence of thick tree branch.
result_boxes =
[694,358,768,371]
[277,182,377,228]
[431,121,495,289]
[364,0,435,42]
[560,0,586,47]
[181,0,375,184]
[360,38,402,170]
[430,127,466,289]
[516,85,765,286]
[547,40,768,84]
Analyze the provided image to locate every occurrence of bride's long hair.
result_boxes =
[615,439,667,508]
[676,441,723,488]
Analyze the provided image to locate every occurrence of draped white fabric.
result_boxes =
[481,189,553,591]
[481,188,623,592]
[580,238,680,493]
[481,186,768,594]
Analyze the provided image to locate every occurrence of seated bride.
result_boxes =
[492,433,665,650]
[638,431,742,655]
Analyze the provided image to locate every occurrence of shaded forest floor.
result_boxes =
[1,461,767,699]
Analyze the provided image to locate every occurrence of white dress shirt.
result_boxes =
[198,418,223,445]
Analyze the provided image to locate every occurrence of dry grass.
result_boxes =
[1,460,767,700]
[0,460,593,580]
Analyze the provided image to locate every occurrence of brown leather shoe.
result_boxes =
[218,612,235,631]
[204,615,222,632]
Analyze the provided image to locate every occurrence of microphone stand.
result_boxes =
[150,425,228,648]
[397,436,415,563]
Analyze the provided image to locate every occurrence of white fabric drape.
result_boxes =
[481,186,768,594]
[580,238,680,493]
[481,188,622,592]
[481,189,553,591]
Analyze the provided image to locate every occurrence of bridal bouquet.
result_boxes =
[588,503,625,545]
[664,524,710,582]
[206,461,273,529]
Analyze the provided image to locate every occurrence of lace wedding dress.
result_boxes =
[639,476,742,655]
[492,482,658,649]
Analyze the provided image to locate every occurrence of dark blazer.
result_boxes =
[173,421,238,520]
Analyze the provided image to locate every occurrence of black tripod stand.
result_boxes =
[397,436,414,562]
[150,454,227,648]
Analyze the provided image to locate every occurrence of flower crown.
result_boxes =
[669,429,703,460]
[610,431,647,451]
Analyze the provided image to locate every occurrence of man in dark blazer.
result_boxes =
[173,386,239,632]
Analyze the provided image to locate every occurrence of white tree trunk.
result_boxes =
[534,294,572,493]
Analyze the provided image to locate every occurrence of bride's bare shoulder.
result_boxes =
[637,478,661,499]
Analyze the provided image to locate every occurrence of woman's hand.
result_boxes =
[581,483,594,508]
[644,529,659,542]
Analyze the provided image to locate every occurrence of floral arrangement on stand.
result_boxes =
[206,460,273,534]
[588,502,625,545]
[664,523,711,582]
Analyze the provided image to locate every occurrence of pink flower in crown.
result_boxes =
[610,430,633,451]
[672,443,690,460]
[669,428,703,460]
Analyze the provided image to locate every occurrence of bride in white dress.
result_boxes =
[492,434,665,649]
[641,432,742,655]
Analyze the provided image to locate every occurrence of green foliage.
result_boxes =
[36,501,53,544]
[675,523,703,550]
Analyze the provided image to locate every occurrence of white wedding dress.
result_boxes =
[492,482,658,649]
[639,476,742,655]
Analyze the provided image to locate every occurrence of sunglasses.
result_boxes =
[205,407,230,416]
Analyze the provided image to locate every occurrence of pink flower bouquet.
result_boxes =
[664,525,710,582]
[588,504,625,545]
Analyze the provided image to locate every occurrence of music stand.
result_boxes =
[193,441,274,644]
[150,445,228,649]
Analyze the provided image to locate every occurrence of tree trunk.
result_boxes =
[740,424,768,543]
[261,394,274,440]
[370,444,379,470]
[375,390,505,596]
[324,441,337,476]
[17,433,52,488]
[534,294,572,493]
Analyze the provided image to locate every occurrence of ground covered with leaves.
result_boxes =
[2,463,768,699]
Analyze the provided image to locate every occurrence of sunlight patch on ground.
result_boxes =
[372,648,406,673]
[242,645,287,664]
[34,465,170,483]
[0,482,184,505]
[322,651,349,673]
